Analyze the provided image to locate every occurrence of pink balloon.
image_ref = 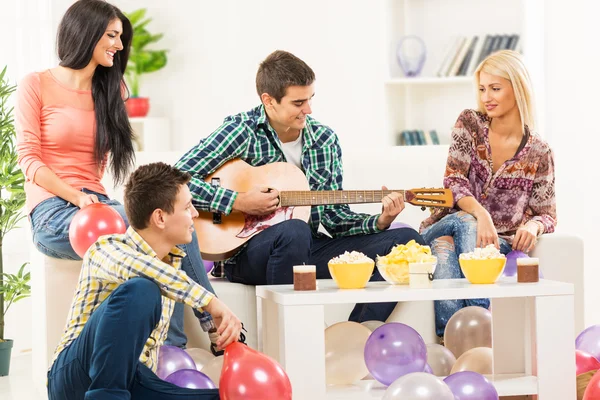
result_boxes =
[69,203,126,258]
[584,370,600,400]
[577,350,600,375]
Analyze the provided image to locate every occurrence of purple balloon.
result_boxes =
[390,221,413,230]
[203,260,214,274]
[502,250,528,278]
[156,345,197,380]
[444,371,499,400]
[165,369,216,389]
[576,325,600,361]
[502,250,543,279]
[364,322,427,386]
[424,363,433,374]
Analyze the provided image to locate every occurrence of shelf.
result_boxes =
[326,374,538,399]
[385,76,473,85]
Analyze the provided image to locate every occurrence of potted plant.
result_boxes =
[124,8,168,118]
[0,65,30,376]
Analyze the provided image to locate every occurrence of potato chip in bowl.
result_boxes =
[376,240,437,284]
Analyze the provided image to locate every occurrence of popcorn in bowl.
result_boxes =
[459,245,507,284]
[329,251,374,264]
[376,240,437,284]
[459,244,506,260]
[328,251,375,289]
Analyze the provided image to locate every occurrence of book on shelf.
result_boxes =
[437,34,521,77]
[397,130,441,146]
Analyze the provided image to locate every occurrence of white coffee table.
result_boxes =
[256,279,575,400]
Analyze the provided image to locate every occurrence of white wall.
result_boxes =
[543,1,600,328]
[52,0,388,151]
[3,0,599,353]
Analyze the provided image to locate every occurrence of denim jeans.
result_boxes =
[225,219,425,322]
[29,189,215,348]
[47,278,219,400]
[421,211,512,337]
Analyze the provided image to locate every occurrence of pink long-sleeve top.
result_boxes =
[420,109,557,242]
[16,70,107,213]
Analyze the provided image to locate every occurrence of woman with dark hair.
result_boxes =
[16,0,218,350]
[17,0,134,258]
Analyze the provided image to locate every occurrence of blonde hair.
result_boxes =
[474,50,536,132]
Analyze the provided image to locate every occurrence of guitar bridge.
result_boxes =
[211,177,222,224]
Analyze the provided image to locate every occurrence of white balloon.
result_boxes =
[383,373,454,400]
[184,348,215,371]
[200,356,224,387]
[426,344,457,376]
[361,320,385,332]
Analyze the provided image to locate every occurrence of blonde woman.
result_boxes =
[420,50,557,339]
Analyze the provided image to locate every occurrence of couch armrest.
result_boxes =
[531,233,584,333]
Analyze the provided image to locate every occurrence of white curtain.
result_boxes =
[1,0,56,82]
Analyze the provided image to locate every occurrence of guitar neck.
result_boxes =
[279,190,406,207]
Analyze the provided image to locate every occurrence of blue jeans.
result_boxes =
[47,278,219,400]
[421,212,511,337]
[225,219,425,322]
[29,189,215,348]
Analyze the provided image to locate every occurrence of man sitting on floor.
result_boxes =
[47,162,242,400]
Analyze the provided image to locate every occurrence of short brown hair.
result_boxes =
[124,162,191,229]
[256,50,315,103]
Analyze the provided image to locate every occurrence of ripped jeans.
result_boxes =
[421,212,511,337]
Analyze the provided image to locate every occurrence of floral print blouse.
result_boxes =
[420,109,556,241]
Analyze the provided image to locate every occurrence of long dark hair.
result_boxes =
[57,0,135,185]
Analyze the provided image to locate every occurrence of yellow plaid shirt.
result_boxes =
[51,227,215,372]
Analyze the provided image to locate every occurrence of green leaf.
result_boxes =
[124,8,168,96]
[143,51,168,73]
[125,8,147,25]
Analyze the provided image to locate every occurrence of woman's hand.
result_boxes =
[76,193,99,209]
[475,210,499,249]
[513,222,538,253]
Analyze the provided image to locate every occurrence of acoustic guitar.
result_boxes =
[194,159,453,260]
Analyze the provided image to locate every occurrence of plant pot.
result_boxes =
[0,339,14,376]
[125,97,150,118]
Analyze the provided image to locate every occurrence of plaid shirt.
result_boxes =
[52,227,214,372]
[176,105,381,243]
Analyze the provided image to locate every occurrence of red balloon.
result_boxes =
[577,350,600,375]
[584,370,600,400]
[220,342,292,400]
[69,203,126,258]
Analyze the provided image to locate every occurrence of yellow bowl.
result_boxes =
[459,258,506,284]
[328,261,375,289]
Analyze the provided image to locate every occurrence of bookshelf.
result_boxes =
[382,0,545,146]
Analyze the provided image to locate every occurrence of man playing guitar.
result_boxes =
[176,50,426,324]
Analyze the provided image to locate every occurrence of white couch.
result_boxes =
[31,146,584,397]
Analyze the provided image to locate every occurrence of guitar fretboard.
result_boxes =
[279,190,406,207]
